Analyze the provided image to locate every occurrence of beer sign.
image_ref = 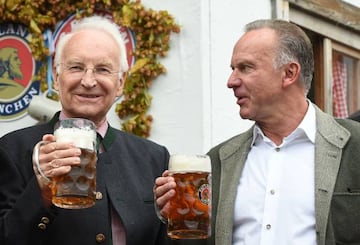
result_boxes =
[0,23,41,121]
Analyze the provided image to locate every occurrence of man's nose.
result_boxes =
[227,70,241,88]
[81,69,97,87]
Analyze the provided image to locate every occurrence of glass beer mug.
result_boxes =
[167,154,212,239]
[51,118,97,209]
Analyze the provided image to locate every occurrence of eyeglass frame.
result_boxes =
[56,62,121,80]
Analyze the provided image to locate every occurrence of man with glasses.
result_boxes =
[0,15,170,245]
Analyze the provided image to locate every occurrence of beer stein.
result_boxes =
[167,154,212,239]
[51,118,97,209]
[28,90,61,122]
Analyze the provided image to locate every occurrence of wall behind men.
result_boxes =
[109,0,272,154]
[0,0,271,154]
[136,0,271,154]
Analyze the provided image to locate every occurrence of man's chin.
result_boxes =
[239,110,251,120]
[65,109,97,118]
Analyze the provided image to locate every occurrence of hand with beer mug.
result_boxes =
[154,154,211,239]
[33,118,97,209]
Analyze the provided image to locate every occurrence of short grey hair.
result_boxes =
[245,19,314,94]
[54,15,129,78]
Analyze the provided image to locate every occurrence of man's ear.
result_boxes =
[115,73,127,97]
[283,62,300,88]
[53,66,59,90]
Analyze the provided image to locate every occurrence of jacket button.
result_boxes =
[37,216,50,230]
[38,223,47,230]
[96,191,103,200]
[41,216,50,224]
[95,233,106,243]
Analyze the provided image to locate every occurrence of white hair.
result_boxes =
[54,15,129,78]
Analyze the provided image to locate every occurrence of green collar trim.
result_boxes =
[49,111,60,128]
[103,126,116,151]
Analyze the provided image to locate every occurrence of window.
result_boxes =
[332,44,360,116]
[273,0,360,117]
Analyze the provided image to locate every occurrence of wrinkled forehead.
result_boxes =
[232,29,277,59]
[237,28,277,49]
[66,29,119,50]
[63,30,120,64]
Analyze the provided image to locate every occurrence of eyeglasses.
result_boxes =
[59,62,120,80]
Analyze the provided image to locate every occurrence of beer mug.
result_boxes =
[28,91,61,122]
[51,118,97,209]
[167,154,211,239]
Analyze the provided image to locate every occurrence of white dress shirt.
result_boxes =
[232,102,317,245]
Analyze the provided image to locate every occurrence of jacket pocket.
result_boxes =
[331,192,360,243]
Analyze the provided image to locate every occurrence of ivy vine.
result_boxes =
[0,0,180,138]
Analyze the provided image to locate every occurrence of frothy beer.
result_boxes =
[167,154,211,239]
[52,119,97,209]
[54,127,96,150]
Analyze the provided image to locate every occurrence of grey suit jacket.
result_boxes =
[206,105,360,245]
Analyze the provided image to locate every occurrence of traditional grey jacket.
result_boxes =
[207,105,360,245]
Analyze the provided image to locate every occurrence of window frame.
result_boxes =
[272,0,360,115]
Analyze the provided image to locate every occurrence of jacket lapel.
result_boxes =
[215,129,253,245]
[313,107,349,245]
[101,148,135,217]
[97,127,136,224]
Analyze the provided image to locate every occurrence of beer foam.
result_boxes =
[54,127,96,150]
[169,154,211,172]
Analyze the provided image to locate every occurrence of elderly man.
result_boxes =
[0,15,170,245]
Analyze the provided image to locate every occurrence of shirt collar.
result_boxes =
[296,100,316,143]
[251,100,316,146]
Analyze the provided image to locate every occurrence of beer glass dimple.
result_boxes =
[51,118,97,209]
[167,154,211,239]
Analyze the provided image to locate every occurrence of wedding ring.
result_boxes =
[50,160,58,168]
